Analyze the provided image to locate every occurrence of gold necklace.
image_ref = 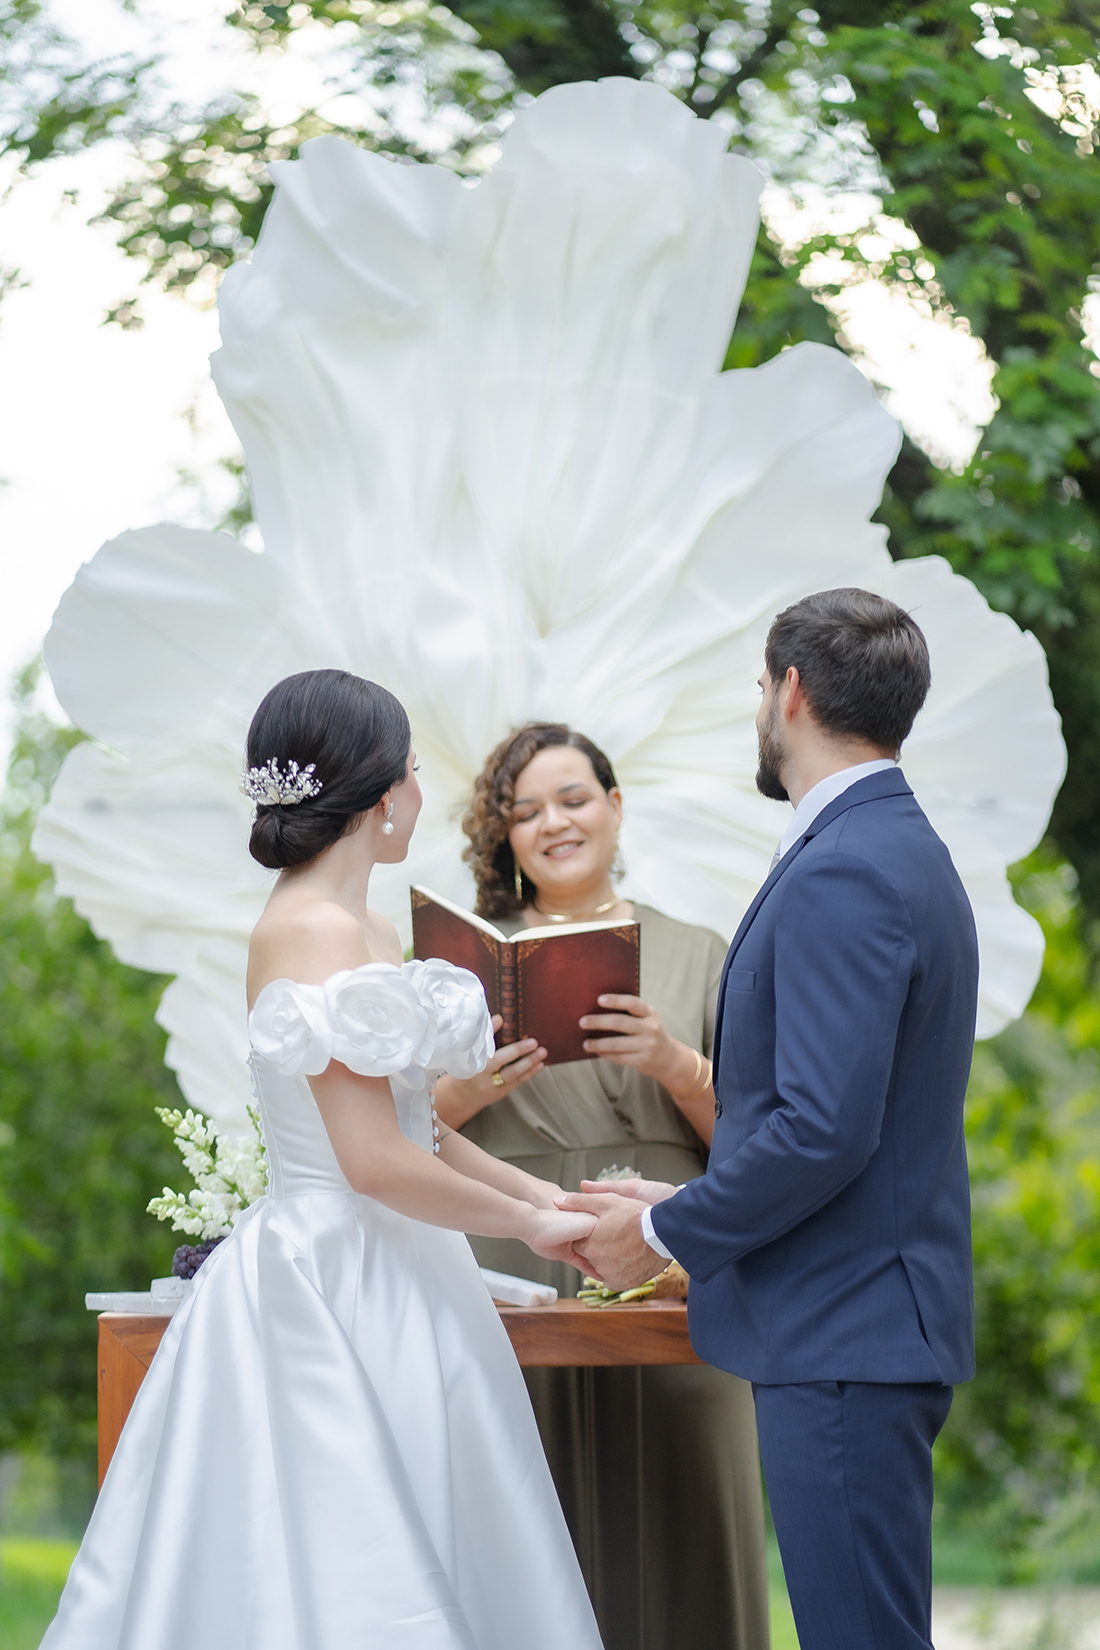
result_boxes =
[532,896,621,924]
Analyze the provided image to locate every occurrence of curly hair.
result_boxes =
[462,723,619,919]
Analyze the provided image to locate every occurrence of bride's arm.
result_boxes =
[309,1062,590,1260]
[255,905,584,1252]
[434,1124,562,1208]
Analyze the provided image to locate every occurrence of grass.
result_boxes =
[0,1542,798,1650]
[0,1540,77,1649]
[0,1535,804,1649]
[0,1527,1021,1650]
[768,1536,801,1647]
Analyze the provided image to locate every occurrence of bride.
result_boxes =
[43,668,603,1650]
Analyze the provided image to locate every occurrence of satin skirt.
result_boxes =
[43,1192,602,1649]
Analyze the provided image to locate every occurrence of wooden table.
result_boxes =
[97,1300,700,1486]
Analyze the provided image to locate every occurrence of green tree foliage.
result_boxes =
[811,1,1100,918]
[0,668,181,1459]
[101,2,513,292]
[0,0,148,169]
[937,850,1100,1579]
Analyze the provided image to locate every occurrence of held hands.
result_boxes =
[555,1189,675,1291]
[523,1206,598,1266]
[577,1177,677,1207]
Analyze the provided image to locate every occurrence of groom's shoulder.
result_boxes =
[807,779,962,902]
[812,769,930,843]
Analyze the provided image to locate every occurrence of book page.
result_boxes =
[410,886,508,943]
[517,918,638,943]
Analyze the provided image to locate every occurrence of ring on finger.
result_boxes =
[491,1071,506,1088]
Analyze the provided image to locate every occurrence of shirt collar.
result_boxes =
[775,759,897,862]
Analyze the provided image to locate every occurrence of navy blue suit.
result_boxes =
[652,768,978,1648]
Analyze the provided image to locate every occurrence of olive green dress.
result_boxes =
[464,904,770,1650]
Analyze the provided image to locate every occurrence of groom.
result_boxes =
[564,588,978,1650]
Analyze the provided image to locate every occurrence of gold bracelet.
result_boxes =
[679,1049,712,1102]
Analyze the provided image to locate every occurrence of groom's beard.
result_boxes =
[755,701,790,803]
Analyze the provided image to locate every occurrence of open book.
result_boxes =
[410,886,640,1066]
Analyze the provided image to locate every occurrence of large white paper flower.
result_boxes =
[34,78,1065,1130]
[407,961,496,1078]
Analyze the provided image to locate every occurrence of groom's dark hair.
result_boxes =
[764,589,930,756]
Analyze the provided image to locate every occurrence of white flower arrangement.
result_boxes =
[147,1104,268,1241]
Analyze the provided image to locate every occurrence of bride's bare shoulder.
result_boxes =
[248,897,381,1004]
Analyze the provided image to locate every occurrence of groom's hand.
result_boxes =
[577,1177,677,1206]
[556,1191,667,1291]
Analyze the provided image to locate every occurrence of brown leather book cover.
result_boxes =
[513,925,640,1064]
[410,887,640,1065]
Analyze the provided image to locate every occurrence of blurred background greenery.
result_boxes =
[4,0,1100,1621]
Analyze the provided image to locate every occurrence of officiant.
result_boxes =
[432,723,769,1650]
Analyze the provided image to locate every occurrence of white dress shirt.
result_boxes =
[771,758,896,868]
[640,758,897,1264]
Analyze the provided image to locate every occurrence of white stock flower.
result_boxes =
[148,1104,268,1238]
[325,966,433,1076]
[248,980,331,1077]
[406,960,495,1079]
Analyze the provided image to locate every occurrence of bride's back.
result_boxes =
[246,882,400,1010]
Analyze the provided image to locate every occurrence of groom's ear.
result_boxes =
[781,666,805,721]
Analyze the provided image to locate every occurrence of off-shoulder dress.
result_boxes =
[43,960,603,1650]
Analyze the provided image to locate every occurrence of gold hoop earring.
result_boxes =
[514,858,524,902]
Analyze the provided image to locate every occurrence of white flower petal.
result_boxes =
[404,960,494,1077]
[324,966,433,1076]
[248,979,331,1077]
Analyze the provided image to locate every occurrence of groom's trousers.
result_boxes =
[753,1379,953,1650]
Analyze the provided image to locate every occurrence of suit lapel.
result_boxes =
[710,768,914,1101]
[711,838,809,1095]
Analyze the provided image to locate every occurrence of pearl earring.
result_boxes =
[382,801,395,836]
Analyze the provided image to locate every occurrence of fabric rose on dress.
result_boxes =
[248,980,331,1076]
[406,960,495,1079]
[324,965,433,1077]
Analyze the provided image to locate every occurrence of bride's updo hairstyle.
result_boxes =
[462,722,618,919]
[246,670,411,870]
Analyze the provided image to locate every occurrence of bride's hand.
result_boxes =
[434,1017,547,1129]
[522,1207,598,1267]
[577,1177,677,1206]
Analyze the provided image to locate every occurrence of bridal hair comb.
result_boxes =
[240,757,324,807]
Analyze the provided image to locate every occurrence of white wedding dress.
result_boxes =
[43,960,602,1650]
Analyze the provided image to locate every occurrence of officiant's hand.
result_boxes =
[433,1017,548,1129]
[579,997,706,1095]
[555,1190,668,1291]
[579,997,716,1146]
[578,994,677,1073]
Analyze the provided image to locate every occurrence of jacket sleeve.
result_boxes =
[651,850,916,1282]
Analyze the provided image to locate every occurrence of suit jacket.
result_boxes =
[651,768,978,1385]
